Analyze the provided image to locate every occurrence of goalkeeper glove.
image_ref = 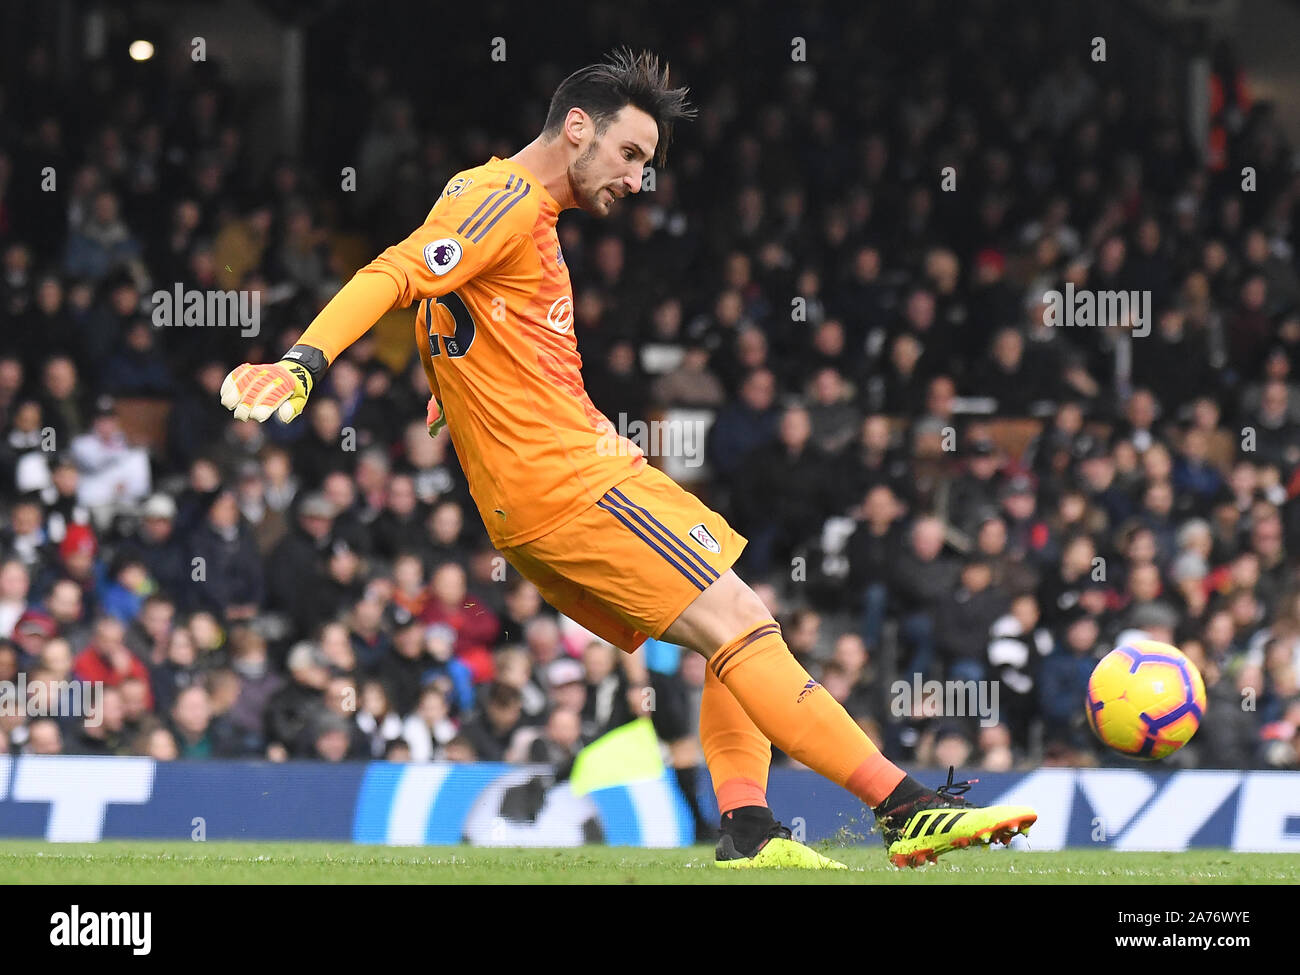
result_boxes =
[427,394,446,438]
[220,345,327,423]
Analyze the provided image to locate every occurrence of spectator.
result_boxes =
[169,684,217,758]
[265,492,335,638]
[892,516,959,677]
[460,682,524,762]
[68,686,130,755]
[0,558,30,637]
[523,707,584,767]
[137,725,179,761]
[150,626,202,715]
[355,678,404,758]
[420,562,499,684]
[402,685,459,762]
[185,489,263,620]
[68,395,151,518]
[835,415,913,512]
[947,439,1005,537]
[934,559,1007,683]
[124,593,175,665]
[706,368,779,479]
[71,616,153,706]
[1040,611,1103,751]
[100,320,173,396]
[650,344,726,408]
[372,474,427,563]
[846,484,905,650]
[310,712,359,762]
[264,641,330,759]
[99,555,152,624]
[375,614,423,709]
[987,593,1055,751]
[804,367,860,454]
[733,404,834,576]
[63,191,142,283]
[579,640,634,740]
[24,717,63,755]
[494,646,548,726]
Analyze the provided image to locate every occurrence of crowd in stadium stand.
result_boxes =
[1,4,1298,777]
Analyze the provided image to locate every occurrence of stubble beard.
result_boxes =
[571,139,610,216]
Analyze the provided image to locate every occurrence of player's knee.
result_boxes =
[727,579,775,635]
[670,571,775,657]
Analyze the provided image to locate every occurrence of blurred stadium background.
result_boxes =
[1,0,1299,849]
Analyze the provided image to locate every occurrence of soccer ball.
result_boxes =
[1085,641,1206,759]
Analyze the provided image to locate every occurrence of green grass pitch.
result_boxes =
[1,841,1297,884]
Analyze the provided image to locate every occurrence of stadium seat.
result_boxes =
[114,398,173,451]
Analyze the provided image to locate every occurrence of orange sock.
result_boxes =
[700,663,772,813]
[710,621,905,808]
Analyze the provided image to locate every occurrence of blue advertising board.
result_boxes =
[0,756,1296,851]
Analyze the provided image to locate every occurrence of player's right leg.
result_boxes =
[662,570,1037,867]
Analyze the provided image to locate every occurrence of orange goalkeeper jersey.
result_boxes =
[316,156,646,547]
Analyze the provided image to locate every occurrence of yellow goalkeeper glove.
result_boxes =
[220,345,326,423]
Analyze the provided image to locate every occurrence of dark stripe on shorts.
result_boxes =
[595,498,709,593]
[605,486,720,585]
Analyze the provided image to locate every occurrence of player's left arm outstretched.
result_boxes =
[220,174,530,433]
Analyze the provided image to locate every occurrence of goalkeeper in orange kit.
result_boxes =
[222,49,1035,867]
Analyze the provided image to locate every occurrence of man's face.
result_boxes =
[301,513,332,540]
[488,700,521,733]
[143,514,173,542]
[863,486,895,523]
[47,582,81,621]
[142,601,173,637]
[97,619,125,652]
[93,413,119,440]
[52,463,77,495]
[11,504,39,535]
[27,721,61,755]
[567,106,657,216]
[912,521,944,560]
[552,682,585,712]
[740,371,774,410]
[1068,618,1099,652]
[547,709,581,749]
[208,492,238,528]
[316,729,349,762]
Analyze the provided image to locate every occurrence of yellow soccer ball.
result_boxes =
[1086,640,1207,759]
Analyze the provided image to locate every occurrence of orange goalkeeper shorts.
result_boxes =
[499,463,747,653]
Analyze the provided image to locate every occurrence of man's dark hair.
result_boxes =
[486,681,522,710]
[542,48,696,165]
